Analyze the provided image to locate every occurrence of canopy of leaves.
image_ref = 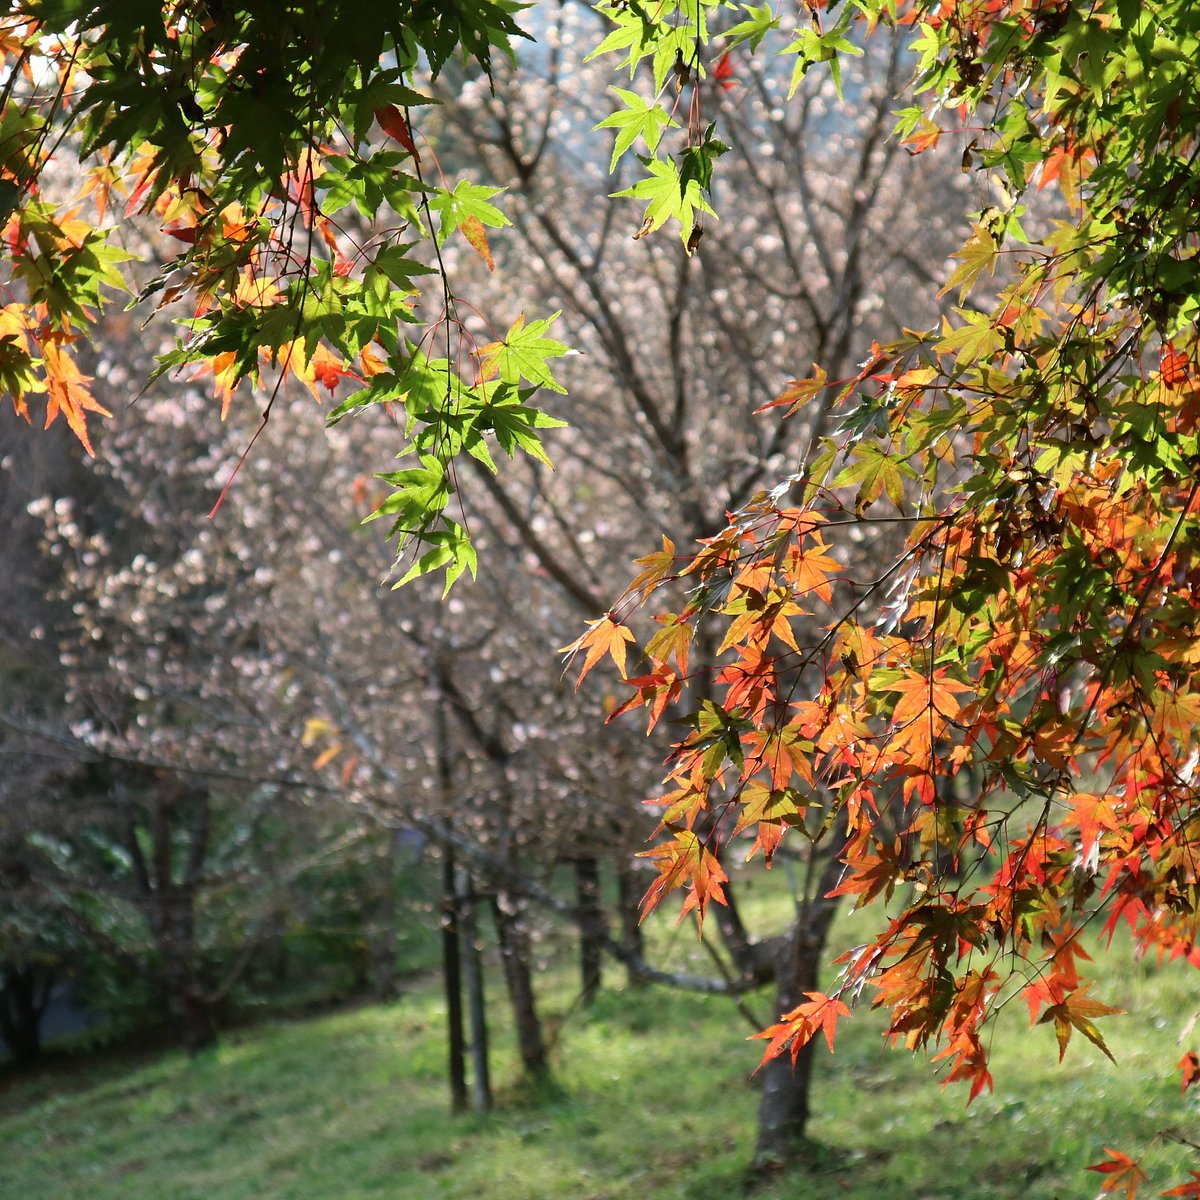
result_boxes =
[7,0,1200,1192]
[0,0,566,586]
[571,0,1200,1193]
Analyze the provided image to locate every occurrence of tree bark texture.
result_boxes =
[0,964,54,1063]
[459,871,492,1113]
[615,859,647,988]
[573,856,604,1008]
[441,844,469,1114]
[752,894,842,1168]
[372,830,401,1002]
[491,890,551,1084]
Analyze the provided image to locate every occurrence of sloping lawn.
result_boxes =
[3,916,1199,1199]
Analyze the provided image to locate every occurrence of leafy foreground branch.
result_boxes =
[1,1,567,587]
[573,0,1200,1193]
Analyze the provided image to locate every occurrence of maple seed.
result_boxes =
[673,49,692,88]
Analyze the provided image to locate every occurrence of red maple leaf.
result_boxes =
[1179,1050,1200,1092]
[712,50,736,90]
[374,104,420,161]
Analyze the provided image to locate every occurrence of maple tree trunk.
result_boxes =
[491,891,551,1084]
[441,844,469,1114]
[573,856,604,1007]
[753,897,841,1170]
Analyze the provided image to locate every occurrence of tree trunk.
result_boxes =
[174,986,218,1056]
[459,871,492,1113]
[372,830,401,1002]
[441,845,469,1114]
[615,859,647,988]
[753,929,822,1167]
[0,964,53,1063]
[573,856,604,1007]
[752,894,841,1169]
[128,780,219,1055]
[160,884,218,1056]
[491,890,551,1084]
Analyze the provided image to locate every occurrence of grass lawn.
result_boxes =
[3,901,1199,1200]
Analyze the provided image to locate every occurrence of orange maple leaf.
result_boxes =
[756,365,827,414]
[1086,1148,1146,1200]
[459,214,495,271]
[931,1025,994,1103]
[751,991,851,1068]
[618,535,678,605]
[829,836,906,907]
[41,335,111,455]
[637,830,728,929]
[889,667,972,728]
[561,614,636,685]
[902,117,942,153]
[1035,985,1123,1062]
[1164,1172,1200,1198]
[307,342,360,396]
[608,667,680,730]
[782,536,840,604]
[1067,792,1121,860]
[1161,343,1191,388]
[644,614,692,679]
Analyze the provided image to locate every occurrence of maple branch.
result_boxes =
[496,164,703,520]
[468,463,609,616]
[695,917,771,1031]
[740,72,833,309]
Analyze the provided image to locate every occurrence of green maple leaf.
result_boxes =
[585,3,660,75]
[480,384,567,467]
[372,453,452,532]
[479,311,571,394]
[724,2,779,52]
[831,443,914,513]
[429,180,511,247]
[611,156,716,245]
[938,310,1005,369]
[393,520,478,595]
[594,88,677,172]
[785,26,863,100]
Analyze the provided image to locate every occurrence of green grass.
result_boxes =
[3,904,1200,1200]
